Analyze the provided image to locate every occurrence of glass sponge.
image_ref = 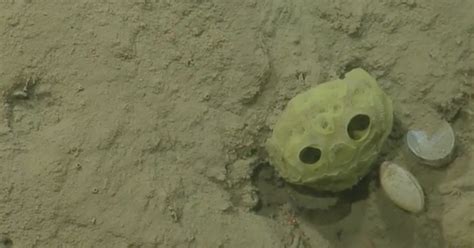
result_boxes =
[266,68,393,192]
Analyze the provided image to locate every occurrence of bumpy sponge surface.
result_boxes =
[266,68,393,192]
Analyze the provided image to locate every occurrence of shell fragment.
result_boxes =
[379,161,425,213]
[406,120,456,167]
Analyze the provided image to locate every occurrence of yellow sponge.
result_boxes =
[266,68,393,192]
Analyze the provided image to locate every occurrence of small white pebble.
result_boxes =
[12,90,28,99]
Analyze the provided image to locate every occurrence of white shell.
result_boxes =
[406,120,456,167]
[379,161,425,213]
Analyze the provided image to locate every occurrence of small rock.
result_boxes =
[77,84,84,92]
[240,185,260,210]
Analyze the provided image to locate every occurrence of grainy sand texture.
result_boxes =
[0,0,473,247]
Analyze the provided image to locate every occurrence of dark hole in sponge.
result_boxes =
[299,147,322,164]
[347,114,371,140]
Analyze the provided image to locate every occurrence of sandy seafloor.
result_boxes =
[0,0,473,247]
